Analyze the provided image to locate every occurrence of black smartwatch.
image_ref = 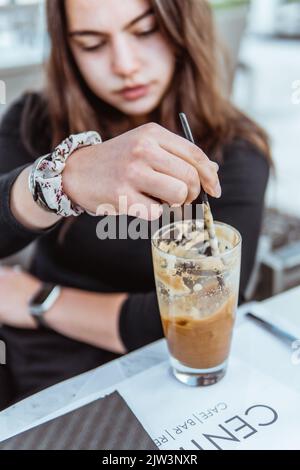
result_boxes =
[29,283,61,329]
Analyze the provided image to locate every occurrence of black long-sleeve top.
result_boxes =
[0,94,270,402]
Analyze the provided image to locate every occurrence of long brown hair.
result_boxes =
[23,0,270,162]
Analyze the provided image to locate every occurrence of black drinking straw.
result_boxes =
[179,113,208,205]
[179,112,221,259]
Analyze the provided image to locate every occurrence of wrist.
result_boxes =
[62,144,103,215]
[29,132,101,218]
[11,166,62,231]
[41,286,68,330]
[29,283,62,329]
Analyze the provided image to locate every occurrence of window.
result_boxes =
[0,0,46,66]
[0,0,42,6]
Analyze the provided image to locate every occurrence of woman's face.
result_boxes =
[66,0,176,120]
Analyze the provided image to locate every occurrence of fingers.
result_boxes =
[139,123,221,199]
[127,193,163,221]
[161,138,221,198]
[143,141,220,201]
[138,170,189,207]
[145,147,200,204]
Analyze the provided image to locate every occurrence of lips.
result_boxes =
[119,84,149,101]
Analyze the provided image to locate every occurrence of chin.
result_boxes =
[114,95,162,118]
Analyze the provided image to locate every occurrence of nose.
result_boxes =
[111,35,140,78]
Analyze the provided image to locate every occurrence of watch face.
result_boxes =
[31,284,55,306]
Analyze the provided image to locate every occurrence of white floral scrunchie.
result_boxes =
[28,131,102,217]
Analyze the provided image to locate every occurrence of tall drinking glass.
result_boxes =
[152,220,241,386]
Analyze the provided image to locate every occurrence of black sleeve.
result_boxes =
[119,291,163,353]
[119,140,270,352]
[0,96,61,259]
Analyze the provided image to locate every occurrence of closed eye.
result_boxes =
[135,25,159,37]
[81,42,107,52]
[78,25,159,53]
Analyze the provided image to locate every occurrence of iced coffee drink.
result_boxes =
[152,220,241,386]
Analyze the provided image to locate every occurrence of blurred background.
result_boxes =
[0,0,300,301]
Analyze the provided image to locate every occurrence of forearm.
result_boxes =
[45,288,129,354]
[0,166,62,259]
[11,165,62,231]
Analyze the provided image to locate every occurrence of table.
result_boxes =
[1,286,300,444]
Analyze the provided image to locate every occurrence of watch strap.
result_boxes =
[29,283,61,329]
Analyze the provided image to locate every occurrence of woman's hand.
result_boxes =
[0,266,40,329]
[63,123,221,220]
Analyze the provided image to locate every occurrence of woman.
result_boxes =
[0,0,270,406]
